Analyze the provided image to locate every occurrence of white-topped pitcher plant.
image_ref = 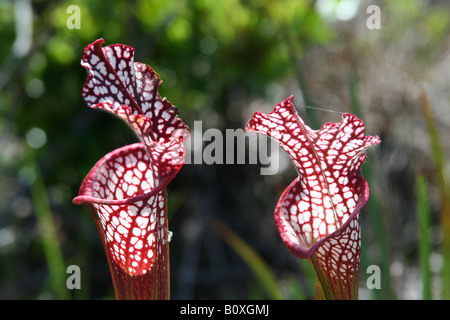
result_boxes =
[73,39,189,300]
[246,96,380,299]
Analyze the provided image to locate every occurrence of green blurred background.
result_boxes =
[0,0,449,299]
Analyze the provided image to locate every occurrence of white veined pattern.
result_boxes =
[77,143,166,276]
[75,38,191,299]
[246,96,380,298]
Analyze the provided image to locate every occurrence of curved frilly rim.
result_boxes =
[73,143,172,206]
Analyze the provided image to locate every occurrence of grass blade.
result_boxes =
[213,219,286,300]
[31,162,69,299]
[417,170,432,299]
[419,91,450,299]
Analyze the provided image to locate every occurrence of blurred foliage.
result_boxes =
[1,0,450,299]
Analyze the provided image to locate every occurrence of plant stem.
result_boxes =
[309,251,359,300]
[309,254,337,300]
